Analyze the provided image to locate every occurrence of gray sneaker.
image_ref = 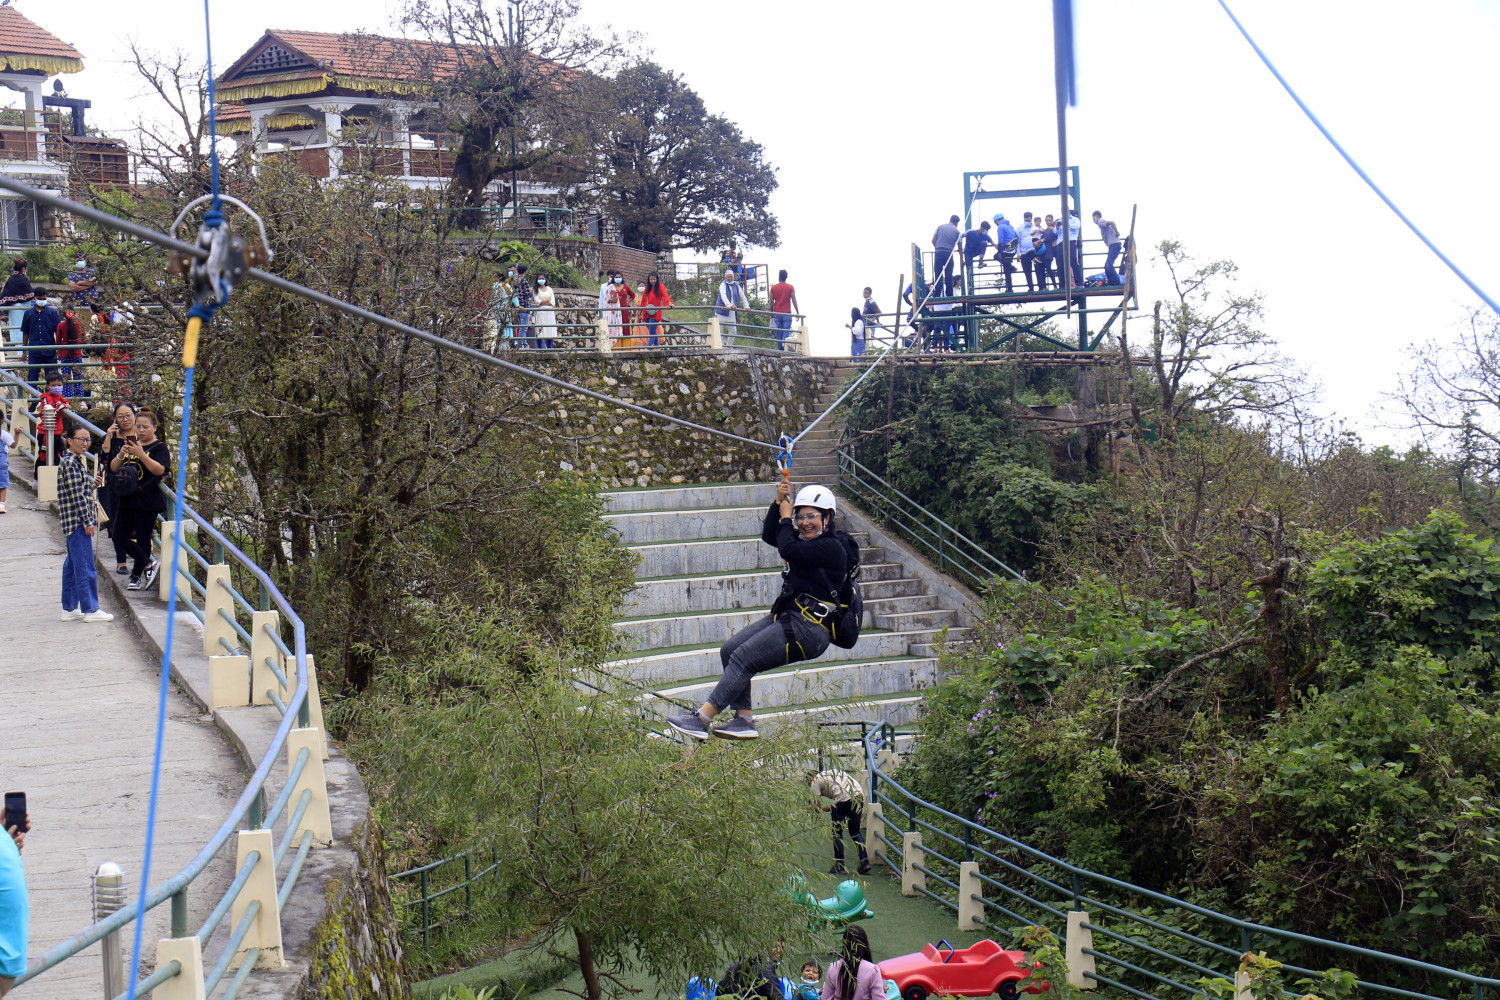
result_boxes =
[712,715,759,740]
[666,712,712,741]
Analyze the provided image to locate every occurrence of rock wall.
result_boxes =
[303,820,409,1000]
[517,350,840,488]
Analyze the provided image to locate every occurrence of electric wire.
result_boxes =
[1215,0,1500,317]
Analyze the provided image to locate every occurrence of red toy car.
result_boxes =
[878,939,1042,1000]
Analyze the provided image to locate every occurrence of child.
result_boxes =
[0,419,12,513]
[35,374,69,471]
[794,961,823,1000]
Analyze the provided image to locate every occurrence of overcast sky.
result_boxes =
[17,0,1500,443]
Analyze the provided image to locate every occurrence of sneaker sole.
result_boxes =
[666,721,712,741]
[710,728,760,741]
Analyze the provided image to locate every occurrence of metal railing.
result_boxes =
[480,302,806,354]
[862,721,1500,1000]
[835,449,1021,590]
[0,368,332,1000]
[389,848,503,946]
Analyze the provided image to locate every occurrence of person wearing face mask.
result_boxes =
[489,268,516,351]
[605,271,634,348]
[532,274,557,349]
[667,481,855,741]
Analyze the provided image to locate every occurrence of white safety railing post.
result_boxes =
[158,519,194,604]
[866,803,888,869]
[304,654,329,759]
[1066,910,1097,990]
[1233,967,1253,1000]
[957,861,983,931]
[797,323,810,355]
[248,610,281,706]
[231,829,284,969]
[596,315,612,353]
[287,728,333,845]
[900,831,925,897]
[202,564,235,659]
[208,655,250,711]
[154,935,207,1000]
[708,314,723,350]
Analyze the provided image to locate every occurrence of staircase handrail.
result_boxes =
[861,721,1500,1000]
[835,447,1023,589]
[1,370,322,999]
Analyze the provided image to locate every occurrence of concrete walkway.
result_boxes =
[0,487,240,999]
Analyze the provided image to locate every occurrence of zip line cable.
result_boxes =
[1216,0,1500,318]
[122,0,227,994]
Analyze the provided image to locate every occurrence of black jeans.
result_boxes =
[994,250,1016,293]
[707,613,830,712]
[933,248,954,295]
[1017,252,1036,292]
[831,800,868,867]
[115,506,159,577]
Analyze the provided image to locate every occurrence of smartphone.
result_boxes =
[3,791,25,834]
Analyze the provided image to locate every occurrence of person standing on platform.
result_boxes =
[1067,208,1084,287]
[1032,224,1056,292]
[991,213,1019,294]
[861,287,882,346]
[769,271,799,350]
[58,424,112,623]
[1016,212,1037,293]
[1094,211,1123,286]
[67,258,99,328]
[532,274,557,349]
[513,264,532,347]
[110,407,168,592]
[640,272,674,348]
[54,309,86,399]
[20,293,59,391]
[931,214,961,295]
[715,268,749,346]
[847,307,866,357]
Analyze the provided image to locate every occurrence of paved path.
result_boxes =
[0,487,241,999]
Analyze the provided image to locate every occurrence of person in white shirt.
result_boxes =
[1016,212,1038,293]
[1067,208,1084,287]
[714,268,749,346]
[810,769,870,875]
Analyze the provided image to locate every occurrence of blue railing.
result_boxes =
[1,369,325,1000]
[861,721,1499,1000]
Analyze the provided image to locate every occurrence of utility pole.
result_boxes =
[507,1,523,223]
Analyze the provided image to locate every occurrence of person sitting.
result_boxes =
[793,961,823,1000]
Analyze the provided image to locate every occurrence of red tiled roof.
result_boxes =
[0,7,83,64]
[219,29,464,87]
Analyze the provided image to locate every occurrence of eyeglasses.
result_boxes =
[793,513,823,523]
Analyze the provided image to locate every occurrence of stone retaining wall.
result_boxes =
[517,350,840,488]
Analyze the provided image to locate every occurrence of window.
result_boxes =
[242,44,312,76]
[0,198,38,244]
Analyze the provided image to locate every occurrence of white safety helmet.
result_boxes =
[794,485,836,513]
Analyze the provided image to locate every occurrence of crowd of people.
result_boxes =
[936,207,1128,299]
[2,257,134,400]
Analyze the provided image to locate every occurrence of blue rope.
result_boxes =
[1215,0,1499,317]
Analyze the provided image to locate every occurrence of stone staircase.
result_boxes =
[598,482,968,732]
[785,362,859,484]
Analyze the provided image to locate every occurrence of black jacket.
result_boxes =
[761,503,848,604]
[718,958,785,1000]
[0,270,32,306]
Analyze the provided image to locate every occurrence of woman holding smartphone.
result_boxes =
[99,401,137,575]
[108,407,168,591]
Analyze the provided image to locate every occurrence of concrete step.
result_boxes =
[622,570,926,618]
[873,608,959,631]
[602,627,970,686]
[645,656,940,711]
[603,484,771,512]
[606,505,765,544]
[615,607,774,651]
[629,536,883,578]
[757,694,925,729]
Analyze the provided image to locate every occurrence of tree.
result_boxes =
[358,660,828,1000]
[1143,241,1305,439]
[575,62,779,253]
[400,0,628,216]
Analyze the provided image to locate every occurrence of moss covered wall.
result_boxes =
[518,350,839,488]
[305,819,410,1000]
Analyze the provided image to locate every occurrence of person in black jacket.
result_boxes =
[667,481,847,741]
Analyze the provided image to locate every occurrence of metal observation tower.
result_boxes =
[906,166,1138,359]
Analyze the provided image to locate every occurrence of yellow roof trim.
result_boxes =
[0,54,83,74]
[218,72,431,103]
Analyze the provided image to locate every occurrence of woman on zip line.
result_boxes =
[667,478,851,741]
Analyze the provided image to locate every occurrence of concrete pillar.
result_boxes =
[901,831,925,897]
[209,656,250,710]
[708,314,723,350]
[154,935,207,1000]
[287,727,333,846]
[866,803,888,869]
[1233,969,1252,1000]
[35,462,56,502]
[158,520,195,604]
[322,111,343,179]
[304,655,329,759]
[202,564,235,659]
[797,324,810,355]
[6,398,23,452]
[231,829,284,969]
[957,861,983,931]
[248,108,271,154]
[596,315,612,353]
[1066,911,1097,990]
[249,609,282,706]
